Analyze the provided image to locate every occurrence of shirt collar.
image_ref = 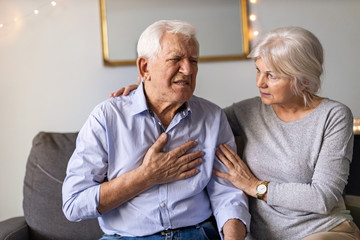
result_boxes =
[129,81,149,116]
[130,81,193,118]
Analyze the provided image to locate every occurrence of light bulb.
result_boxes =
[51,1,57,6]
[0,24,3,28]
[249,14,257,21]
[250,0,257,3]
[34,9,39,14]
[253,31,259,36]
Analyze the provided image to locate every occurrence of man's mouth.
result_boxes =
[173,80,190,85]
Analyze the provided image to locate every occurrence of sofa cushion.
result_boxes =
[0,217,28,240]
[23,132,103,240]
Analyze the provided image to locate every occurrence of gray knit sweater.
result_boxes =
[224,97,354,240]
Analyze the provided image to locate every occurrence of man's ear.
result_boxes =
[137,57,150,81]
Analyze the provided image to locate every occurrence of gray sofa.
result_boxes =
[0,131,359,240]
[0,132,103,240]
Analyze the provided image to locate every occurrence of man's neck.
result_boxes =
[147,99,185,129]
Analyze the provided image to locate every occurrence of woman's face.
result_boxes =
[255,58,299,107]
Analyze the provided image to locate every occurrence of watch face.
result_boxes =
[257,184,267,194]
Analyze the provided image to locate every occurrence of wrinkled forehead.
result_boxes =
[160,32,199,57]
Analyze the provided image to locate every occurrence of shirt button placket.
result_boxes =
[158,184,171,229]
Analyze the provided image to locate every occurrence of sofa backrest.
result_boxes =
[23,132,103,240]
[346,134,360,195]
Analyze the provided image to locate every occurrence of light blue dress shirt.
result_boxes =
[62,82,250,237]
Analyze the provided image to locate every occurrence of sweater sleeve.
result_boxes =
[267,104,354,214]
[223,104,242,137]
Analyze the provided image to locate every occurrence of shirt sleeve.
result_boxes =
[62,107,108,221]
[206,110,251,238]
[267,104,354,214]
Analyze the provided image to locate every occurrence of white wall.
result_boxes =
[0,0,359,221]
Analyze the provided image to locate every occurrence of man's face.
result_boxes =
[145,32,199,104]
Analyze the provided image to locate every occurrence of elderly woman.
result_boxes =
[111,26,360,239]
[213,26,360,240]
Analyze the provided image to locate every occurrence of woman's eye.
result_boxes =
[267,73,277,80]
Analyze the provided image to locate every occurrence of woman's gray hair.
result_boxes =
[137,20,199,60]
[248,26,324,107]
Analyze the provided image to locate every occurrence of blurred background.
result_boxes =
[0,0,359,221]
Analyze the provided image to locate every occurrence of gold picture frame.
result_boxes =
[100,0,250,66]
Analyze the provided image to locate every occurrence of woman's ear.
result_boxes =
[137,57,150,81]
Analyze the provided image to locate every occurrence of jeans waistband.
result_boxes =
[157,217,213,235]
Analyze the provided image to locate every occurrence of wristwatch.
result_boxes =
[256,181,269,200]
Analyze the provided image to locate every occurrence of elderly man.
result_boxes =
[62,20,250,240]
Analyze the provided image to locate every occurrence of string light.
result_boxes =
[249,14,257,22]
[248,0,260,40]
[354,119,360,134]
[0,1,58,30]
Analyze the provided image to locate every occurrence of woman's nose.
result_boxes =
[256,74,267,88]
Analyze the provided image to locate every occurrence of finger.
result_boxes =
[110,88,125,97]
[223,144,239,158]
[170,140,198,158]
[216,150,234,170]
[212,169,230,180]
[177,157,202,172]
[109,92,118,98]
[177,168,200,180]
[123,87,131,96]
[149,133,168,153]
[123,84,139,96]
[219,144,240,163]
[178,150,204,163]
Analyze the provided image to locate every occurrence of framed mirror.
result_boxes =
[100,0,249,66]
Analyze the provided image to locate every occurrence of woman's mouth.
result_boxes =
[260,92,271,97]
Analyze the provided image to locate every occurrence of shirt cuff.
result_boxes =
[215,204,251,239]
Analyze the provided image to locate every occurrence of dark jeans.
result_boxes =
[99,219,220,240]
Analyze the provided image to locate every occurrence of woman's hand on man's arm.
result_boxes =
[109,76,141,97]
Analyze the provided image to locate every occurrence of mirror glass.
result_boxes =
[100,0,249,65]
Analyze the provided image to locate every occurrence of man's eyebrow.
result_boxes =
[171,52,183,57]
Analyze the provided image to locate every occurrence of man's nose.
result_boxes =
[179,59,193,75]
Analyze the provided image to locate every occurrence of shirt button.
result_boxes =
[160,202,166,208]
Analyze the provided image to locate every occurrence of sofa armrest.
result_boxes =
[0,217,29,240]
[345,195,360,228]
